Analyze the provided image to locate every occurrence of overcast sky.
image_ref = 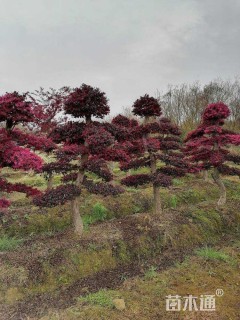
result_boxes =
[0,0,240,114]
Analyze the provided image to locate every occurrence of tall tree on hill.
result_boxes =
[33,84,127,236]
[27,87,73,189]
[115,95,187,215]
[184,102,240,206]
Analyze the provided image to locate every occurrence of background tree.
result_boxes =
[28,87,70,134]
[159,78,240,132]
[184,102,240,206]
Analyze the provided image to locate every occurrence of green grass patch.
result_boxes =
[144,266,158,280]
[172,178,185,186]
[0,235,23,251]
[168,195,178,209]
[47,241,240,320]
[195,247,231,262]
[83,203,108,229]
[4,206,71,237]
[78,289,118,308]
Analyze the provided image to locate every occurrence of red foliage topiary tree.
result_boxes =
[33,84,126,236]
[29,87,74,189]
[184,102,240,206]
[0,91,34,130]
[114,95,187,215]
[0,92,55,209]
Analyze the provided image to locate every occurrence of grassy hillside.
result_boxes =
[0,170,239,319]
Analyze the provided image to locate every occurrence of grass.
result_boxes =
[83,203,108,229]
[168,195,178,208]
[1,171,240,319]
[144,266,158,279]
[0,235,23,251]
[172,178,185,186]
[4,206,71,237]
[42,241,240,320]
[78,289,118,308]
[195,247,231,262]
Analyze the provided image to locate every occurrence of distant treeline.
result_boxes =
[157,78,240,134]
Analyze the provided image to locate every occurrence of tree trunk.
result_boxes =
[71,115,91,236]
[126,169,131,177]
[71,196,83,236]
[72,147,89,237]
[211,168,227,206]
[203,170,213,183]
[150,154,163,214]
[108,162,117,186]
[71,169,85,236]
[143,115,163,215]
[47,174,53,190]
[203,170,208,181]
[28,169,35,177]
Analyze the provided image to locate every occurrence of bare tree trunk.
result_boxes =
[211,168,226,206]
[143,116,163,215]
[150,154,163,215]
[71,170,84,236]
[71,196,83,236]
[203,170,213,183]
[28,169,35,177]
[71,114,92,236]
[126,169,131,177]
[203,170,208,181]
[108,162,117,186]
[47,174,53,190]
